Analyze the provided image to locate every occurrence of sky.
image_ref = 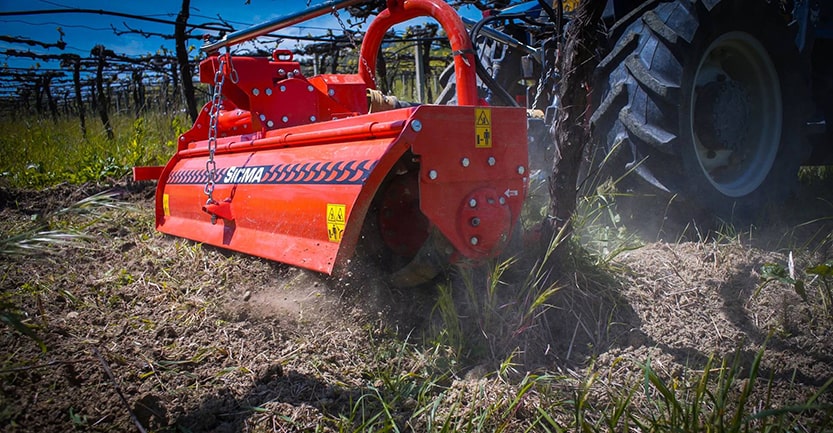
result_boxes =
[0,0,482,72]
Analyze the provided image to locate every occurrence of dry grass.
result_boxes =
[1,110,832,431]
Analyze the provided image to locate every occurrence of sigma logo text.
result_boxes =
[222,166,267,184]
[166,160,378,185]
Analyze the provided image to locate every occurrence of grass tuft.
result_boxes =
[0,113,182,188]
[1,190,132,257]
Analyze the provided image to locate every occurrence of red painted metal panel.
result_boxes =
[133,166,164,182]
[409,106,529,258]
[156,110,413,274]
[155,105,528,274]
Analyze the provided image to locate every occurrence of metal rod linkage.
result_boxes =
[201,0,366,53]
[461,16,540,62]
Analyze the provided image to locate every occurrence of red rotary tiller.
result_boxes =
[135,0,530,285]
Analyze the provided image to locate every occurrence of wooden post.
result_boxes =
[414,42,425,102]
[73,61,86,136]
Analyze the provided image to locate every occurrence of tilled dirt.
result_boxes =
[1,180,832,431]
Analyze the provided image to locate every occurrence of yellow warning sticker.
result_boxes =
[163,193,170,216]
[562,0,579,12]
[326,203,346,243]
[474,108,492,148]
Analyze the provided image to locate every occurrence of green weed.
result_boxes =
[0,190,132,352]
[633,345,833,432]
[759,259,833,316]
[799,165,833,183]
[0,300,46,353]
[0,190,130,257]
[0,112,181,188]
[317,334,833,433]
[68,407,88,429]
[429,233,564,366]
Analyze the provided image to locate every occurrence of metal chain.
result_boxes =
[204,53,228,206]
[332,6,377,88]
[332,6,359,49]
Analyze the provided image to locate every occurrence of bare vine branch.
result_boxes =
[0,34,66,50]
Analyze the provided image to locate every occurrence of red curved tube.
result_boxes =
[358,0,479,106]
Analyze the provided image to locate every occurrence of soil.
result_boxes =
[1,178,832,432]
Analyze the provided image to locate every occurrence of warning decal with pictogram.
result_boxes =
[326,203,347,242]
[474,108,492,148]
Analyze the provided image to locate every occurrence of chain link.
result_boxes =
[204,53,229,206]
[332,6,377,88]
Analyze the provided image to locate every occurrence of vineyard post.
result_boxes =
[376,51,389,94]
[419,25,436,102]
[413,42,425,102]
[62,90,70,116]
[330,38,340,73]
[131,69,145,117]
[113,84,121,114]
[20,88,31,113]
[88,80,96,113]
[33,78,44,116]
[169,62,179,113]
[71,58,86,136]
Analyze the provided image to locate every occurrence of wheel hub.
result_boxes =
[695,79,751,152]
[690,31,782,198]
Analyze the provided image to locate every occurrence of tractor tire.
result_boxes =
[590,0,811,221]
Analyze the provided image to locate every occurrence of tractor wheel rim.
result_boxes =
[690,31,782,198]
